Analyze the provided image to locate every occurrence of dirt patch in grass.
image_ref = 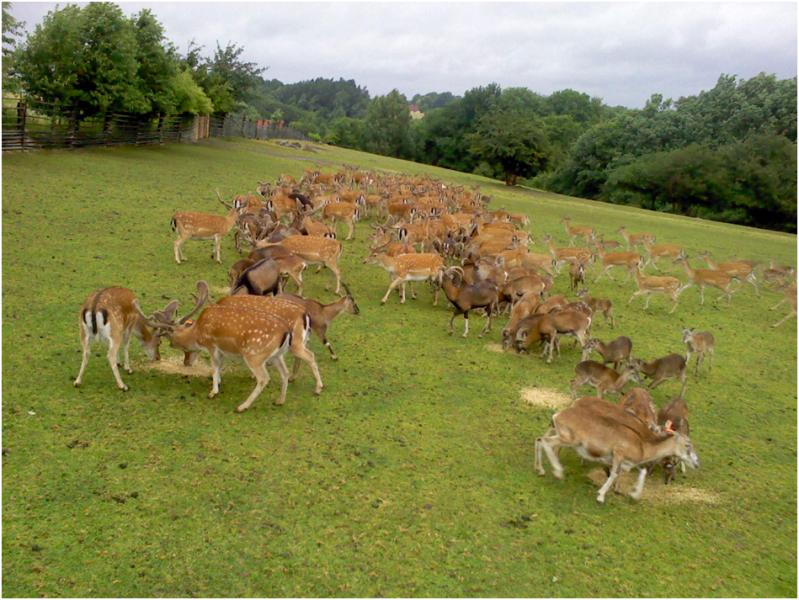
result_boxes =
[141,354,214,378]
[485,343,505,354]
[520,387,572,410]
[587,468,721,505]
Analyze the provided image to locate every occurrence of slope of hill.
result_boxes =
[2,138,796,597]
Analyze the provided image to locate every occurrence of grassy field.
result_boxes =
[2,137,796,597]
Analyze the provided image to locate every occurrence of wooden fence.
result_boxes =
[1,96,307,151]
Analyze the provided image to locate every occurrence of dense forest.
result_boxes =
[3,2,796,231]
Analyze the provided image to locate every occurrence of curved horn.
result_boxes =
[133,299,178,330]
[216,189,233,209]
[178,281,209,324]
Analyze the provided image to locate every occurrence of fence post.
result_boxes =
[16,101,26,149]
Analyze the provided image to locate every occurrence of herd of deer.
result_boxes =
[74,164,796,503]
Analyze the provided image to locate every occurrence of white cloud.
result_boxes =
[8,1,797,106]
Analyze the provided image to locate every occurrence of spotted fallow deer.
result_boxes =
[256,235,344,294]
[535,396,699,503]
[138,282,321,412]
[74,287,166,391]
[171,192,239,264]
[365,252,445,305]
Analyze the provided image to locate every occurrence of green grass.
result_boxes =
[3,138,796,597]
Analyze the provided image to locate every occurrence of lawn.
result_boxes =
[2,137,796,597]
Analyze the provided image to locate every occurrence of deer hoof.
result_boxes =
[330,355,339,361]
[125,367,133,374]
[119,384,129,392]
[73,380,81,388]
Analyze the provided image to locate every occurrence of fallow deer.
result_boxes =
[171,192,239,264]
[74,287,165,391]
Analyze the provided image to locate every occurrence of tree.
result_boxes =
[467,109,551,186]
[131,9,179,116]
[171,68,212,114]
[15,3,148,116]
[363,89,413,158]
[2,2,24,87]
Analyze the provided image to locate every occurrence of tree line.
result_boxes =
[3,2,796,231]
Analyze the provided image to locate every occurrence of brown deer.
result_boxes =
[699,251,759,296]
[682,329,715,375]
[171,192,239,264]
[570,360,640,399]
[561,217,594,246]
[674,256,737,305]
[256,235,344,294]
[74,287,166,391]
[594,247,642,283]
[617,226,655,249]
[535,397,699,503]
[322,202,360,241]
[628,266,686,314]
[642,240,686,271]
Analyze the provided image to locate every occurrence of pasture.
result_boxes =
[2,138,796,597]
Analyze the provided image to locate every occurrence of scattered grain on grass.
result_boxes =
[520,387,572,409]
[587,468,721,505]
[141,354,214,377]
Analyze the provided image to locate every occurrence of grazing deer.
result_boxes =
[366,253,445,305]
[535,396,700,503]
[560,217,594,246]
[138,282,321,412]
[74,287,165,391]
[581,336,633,371]
[570,260,587,290]
[575,289,615,328]
[699,251,759,296]
[682,329,715,375]
[674,256,737,305]
[631,354,687,396]
[278,283,361,360]
[617,226,655,249]
[771,283,797,328]
[570,360,640,399]
[628,266,686,314]
[256,235,344,294]
[171,192,239,264]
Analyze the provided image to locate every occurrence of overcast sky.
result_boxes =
[8,1,797,107]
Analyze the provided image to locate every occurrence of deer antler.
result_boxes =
[178,281,209,324]
[216,189,233,210]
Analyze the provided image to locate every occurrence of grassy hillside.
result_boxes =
[3,138,796,597]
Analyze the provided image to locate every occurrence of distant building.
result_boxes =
[409,104,424,120]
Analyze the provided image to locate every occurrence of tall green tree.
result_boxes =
[131,8,179,116]
[467,109,551,185]
[363,89,413,158]
[2,2,24,87]
[15,3,148,116]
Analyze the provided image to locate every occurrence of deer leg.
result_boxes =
[410,282,417,300]
[323,336,338,361]
[106,338,128,391]
[448,311,458,335]
[479,310,492,337]
[770,296,787,311]
[213,235,222,263]
[174,238,185,264]
[74,325,91,387]
[462,311,469,337]
[121,329,133,373]
[236,356,271,411]
[330,262,342,295]
[597,453,623,503]
[209,349,225,398]
[628,290,642,305]
[346,220,354,241]
[669,294,679,314]
[381,277,404,304]
[699,286,705,305]
[629,466,648,500]
[643,293,652,310]
[538,435,564,479]
[289,337,323,395]
[271,356,291,405]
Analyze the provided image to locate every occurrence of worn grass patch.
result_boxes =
[586,468,722,505]
[520,387,573,410]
